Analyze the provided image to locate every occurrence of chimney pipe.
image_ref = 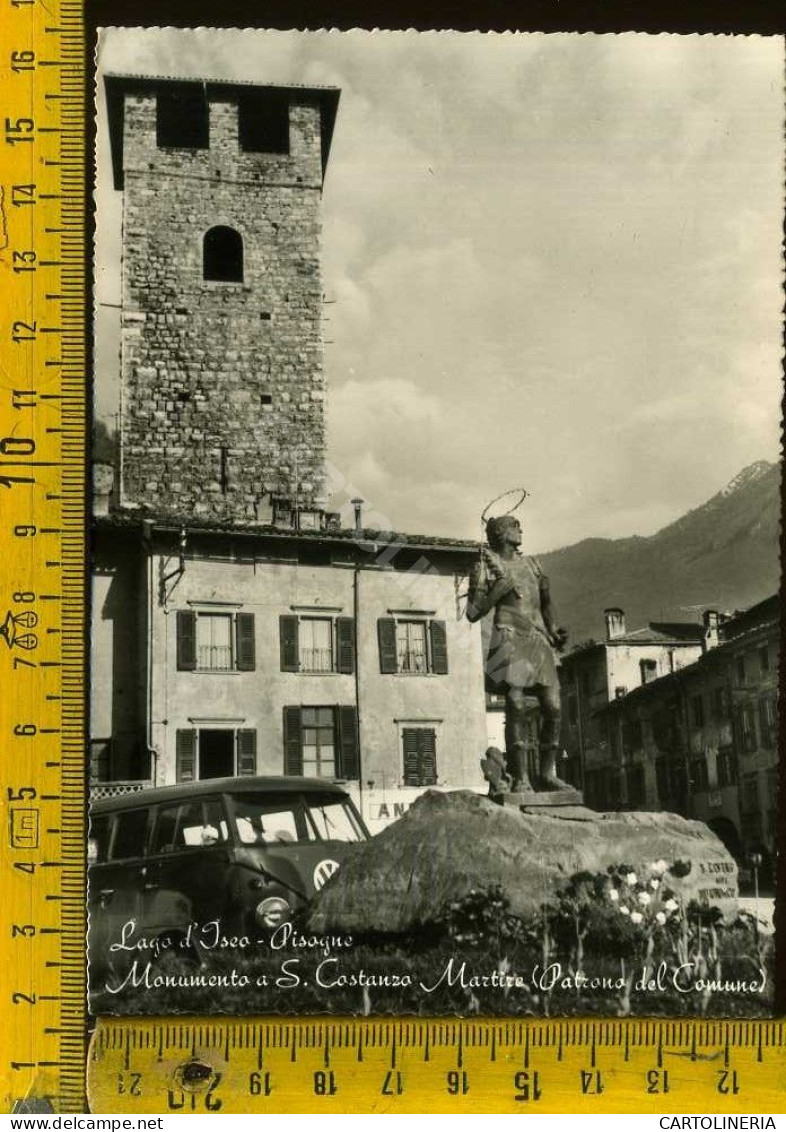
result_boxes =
[604,607,626,641]
[92,462,115,516]
[702,609,720,653]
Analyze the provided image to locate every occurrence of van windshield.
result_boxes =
[229,794,366,845]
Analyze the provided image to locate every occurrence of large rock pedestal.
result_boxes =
[309,790,738,933]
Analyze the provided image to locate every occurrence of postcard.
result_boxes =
[87,27,782,1018]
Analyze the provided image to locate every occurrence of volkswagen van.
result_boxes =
[88,776,369,975]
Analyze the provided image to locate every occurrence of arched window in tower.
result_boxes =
[203,226,244,283]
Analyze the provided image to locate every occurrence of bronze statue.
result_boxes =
[467,514,569,793]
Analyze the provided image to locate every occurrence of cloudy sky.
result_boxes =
[95,29,783,551]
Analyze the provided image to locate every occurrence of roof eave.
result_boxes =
[105,73,340,190]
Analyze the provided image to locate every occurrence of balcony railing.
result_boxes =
[398,647,427,674]
[90,780,151,800]
[197,645,233,671]
[300,648,333,673]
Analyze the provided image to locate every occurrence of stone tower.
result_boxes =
[106,75,339,520]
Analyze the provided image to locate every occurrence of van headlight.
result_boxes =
[255,896,291,928]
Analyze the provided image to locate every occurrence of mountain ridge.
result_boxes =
[539,461,780,644]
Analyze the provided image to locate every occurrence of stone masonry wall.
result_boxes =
[120,91,327,519]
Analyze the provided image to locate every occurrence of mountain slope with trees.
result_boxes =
[540,461,780,644]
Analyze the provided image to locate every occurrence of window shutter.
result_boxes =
[283,706,303,776]
[279,615,299,672]
[336,617,355,675]
[176,729,197,783]
[337,706,359,780]
[377,618,398,674]
[235,613,256,671]
[758,699,769,746]
[731,708,743,754]
[237,728,257,776]
[176,611,197,671]
[402,729,420,787]
[429,620,449,675]
[419,729,437,786]
[745,706,758,751]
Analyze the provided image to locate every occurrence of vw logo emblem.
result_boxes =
[313,859,340,890]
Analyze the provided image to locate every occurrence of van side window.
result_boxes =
[152,800,227,854]
[88,815,110,863]
[231,796,313,845]
[109,809,149,860]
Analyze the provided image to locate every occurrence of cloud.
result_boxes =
[94,29,783,550]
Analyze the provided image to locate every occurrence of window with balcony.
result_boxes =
[397,620,428,674]
[279,615,354,674]
[299,618,334,673]
[177,610,255,672]
[197,612,232,671]
[377,617,448,675]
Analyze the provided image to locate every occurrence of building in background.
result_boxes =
[558,607,709,792]
[588,596,779,875]
[90,516,487,835]
[91,74,489,833]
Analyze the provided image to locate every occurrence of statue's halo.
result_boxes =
[481,487,529,526]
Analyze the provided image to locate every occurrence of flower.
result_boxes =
[637,891,652,906]
[664,898,678,913]
[650,859,668,876]
[649,878,660,890]
[655,912,667,926]
[630,911,643,925]
[625,872,637,886]
[619,905,630,916]
[609,889,620,902]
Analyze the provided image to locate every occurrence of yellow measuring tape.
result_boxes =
[85,1019,786,1114]
[0,0,86,1115]
[0,1,783,1115]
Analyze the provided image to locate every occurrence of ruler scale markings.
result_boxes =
[77,1019,786,1112]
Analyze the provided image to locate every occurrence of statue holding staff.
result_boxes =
[467,510,569,794]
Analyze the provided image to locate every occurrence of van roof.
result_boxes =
[91,776,352,813]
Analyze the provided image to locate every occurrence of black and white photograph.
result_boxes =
[88,27,783,1018]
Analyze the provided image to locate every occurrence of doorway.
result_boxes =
[199,729,234,779]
